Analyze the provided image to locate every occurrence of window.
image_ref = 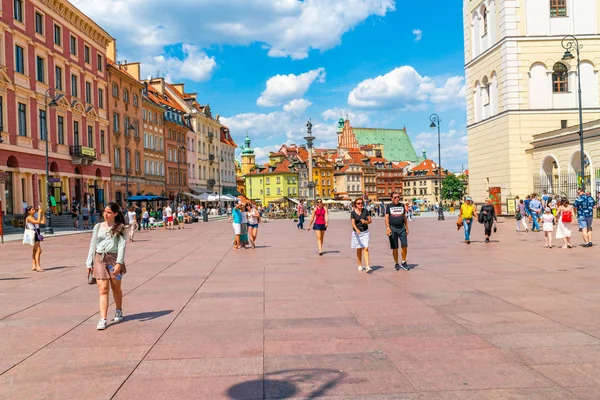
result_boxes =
[70,36,77,55]
[135,152,140,171]
[98,88,104,109]
[134,121,139,137]
[35,12,44,35]
[113,112,119,132]
[57,115,64,144]
[39,110,47,140]
[73,121,79,146]
[143,109,147,120]
[54,25,62,46]
[114,148,121,168]
[133,94,138,106]
[71,74,78,97]
[125,149,131,170]
[123,89,129,103]
[36,56,45,83]
[55,66,63,90]
[97,54,103,72]
[18,103,26,136]
[552,62,569,93]
[84,45,90,64]
[15,45,24,74]
[85,82,92,103]
[124,116,129,133]
[87,125,93,147]
[100,130,105,153]
[550,0,567,17]
[481,5,488,36]
[14,0,23,22]
[112,84,118,97]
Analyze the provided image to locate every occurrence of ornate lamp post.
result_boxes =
[124,124,135,205]
[562,35,586,191]
[176,144,185,207]
[44,89,64,234]
[304,119,315,203]
[429,113,445,221]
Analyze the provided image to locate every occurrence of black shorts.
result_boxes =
[82,216,89,221]
[389,228,407,250]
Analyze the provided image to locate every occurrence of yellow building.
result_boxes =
[240,134,256,175]
[464,0,600,207]
[245,159,299,205]
[403,159,449,204]
[313,157,335,199]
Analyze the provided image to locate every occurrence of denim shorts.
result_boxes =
[578,217,594,230]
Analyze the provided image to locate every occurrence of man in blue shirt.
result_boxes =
[574,188,596,247]
[541,190,550,209]
[529,195,542,232]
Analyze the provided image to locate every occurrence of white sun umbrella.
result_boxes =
[206,193,222,202]
[222,194,236,202]
[198,193,211,201]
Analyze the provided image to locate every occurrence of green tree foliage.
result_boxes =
[441,175,465,201]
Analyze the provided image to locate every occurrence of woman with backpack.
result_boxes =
[556,198,573,248]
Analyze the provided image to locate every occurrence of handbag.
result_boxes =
[515,213,522,220]
[87,269,96,285]
[493,223,497,233]
[456,215,463,230]
[23,229,35,246]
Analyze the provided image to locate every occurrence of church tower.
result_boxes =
[241,133,256,175]
[464,0,600,205]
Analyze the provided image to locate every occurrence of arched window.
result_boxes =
[550,0,567,17]
[552,62,569,93]
[481,5,488,36]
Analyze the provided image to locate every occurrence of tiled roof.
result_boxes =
[220,127,238,148]
[146,87,186,113]
[107,60,141,84]
[353,127,418,163]
[247,159,297,175]
[409,159,449,177]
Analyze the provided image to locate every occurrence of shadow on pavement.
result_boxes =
[322,251,340,255]
[226,368,346,399]
[123,310,173,322]
[369,265,385,271]
[0,277,29,281]
[43,265,76,271]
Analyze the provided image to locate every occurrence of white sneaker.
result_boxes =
[357,266,364,271]
[97,319,107,330]
[113,309,123,322]
[365,266,373,273]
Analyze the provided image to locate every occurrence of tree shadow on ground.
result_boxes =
[123,310,173,322]
[227,369,346,399]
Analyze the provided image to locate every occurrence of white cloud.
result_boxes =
[348,66,466,111]
[253,144,283,164]
[141,44,216,82]
[257,68,326,107]
[72,0,396,60]
[283,99,313,115]
[412,29,422,42]
[410,128,468,172]
[321,107,370,126]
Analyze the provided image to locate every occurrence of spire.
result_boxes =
[242,132,254,155]
[422,149,427,160]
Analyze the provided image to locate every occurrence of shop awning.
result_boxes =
[222,187,241,196]
[190,187,211,194]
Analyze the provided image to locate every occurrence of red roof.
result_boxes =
[146,86,186,113]
[410,159,448,176]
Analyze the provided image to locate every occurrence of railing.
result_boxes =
[69,145,96,159]
[207,132,214,142]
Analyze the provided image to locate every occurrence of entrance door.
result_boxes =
[52,186,62,214]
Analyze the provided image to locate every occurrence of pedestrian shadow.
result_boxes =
[132,240,151,242]
[369,265,385,271]
[226,368,346,399]
[253,245,271,249]
[407,264,419,270]
[123,310,173,322]
[43,265,76,271]
[0,277,29,281]
[322,251,340,255]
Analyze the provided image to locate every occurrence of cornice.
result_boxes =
[40,0,113,49]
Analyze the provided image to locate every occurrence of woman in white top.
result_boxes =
[86,202,127,330]
[25,205,46,272]
[556,198,574,248]
[246,204,260,248]
[127,206,137,242]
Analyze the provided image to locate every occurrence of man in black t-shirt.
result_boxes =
[385,191,409,270]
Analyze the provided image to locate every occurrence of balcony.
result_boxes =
[69,145,96,166]
[207,132,214,143]
[209,154,215,164]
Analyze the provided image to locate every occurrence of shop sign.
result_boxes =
[81,146,96,157]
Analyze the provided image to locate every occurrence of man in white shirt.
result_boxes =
[165,203,174,230]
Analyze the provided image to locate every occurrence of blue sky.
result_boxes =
[74,0,468,171]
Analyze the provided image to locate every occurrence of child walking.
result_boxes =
[542,207,555,248]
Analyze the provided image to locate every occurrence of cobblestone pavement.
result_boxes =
[1,216,599,399]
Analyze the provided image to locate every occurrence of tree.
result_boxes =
[441,175,465,202]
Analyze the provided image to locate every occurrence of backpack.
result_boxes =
[562,210,572,223]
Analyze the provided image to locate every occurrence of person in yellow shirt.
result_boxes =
[460,197,476,244]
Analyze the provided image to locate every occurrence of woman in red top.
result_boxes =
[308,199,329,255]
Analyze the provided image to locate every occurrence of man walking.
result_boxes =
[529,194,542,232]
[385,191,409,271]
[165,202,174,230]
[460,197,476,244]
[574,187,596,247]
[296,199,306,230]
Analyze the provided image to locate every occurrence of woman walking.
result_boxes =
[25,206,46,272]
[239,204,249,249]
[351,198,372,272]
[86,202,127,330]
[247,204,260,248]
[127,206,137,242]
[141,207,149,230]
[308,199,329,255]
[516,199,529,232]
[460,197,476,244]
[556,199,573,248]
[478,198,497,243]
[541,207,555,248]
[232,202,243,250]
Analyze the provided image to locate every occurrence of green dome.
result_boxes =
[242,133,254,155]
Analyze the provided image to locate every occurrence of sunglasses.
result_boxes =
[392,196,400,199]
[356,202,364,205]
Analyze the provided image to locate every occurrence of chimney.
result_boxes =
[123,62,141,81]
[172,83,185,94]
[150,78,165,95]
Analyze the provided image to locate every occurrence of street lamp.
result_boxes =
[562,35,586,191]
[429,113,445,221]
[44,89,64,234]
[200,155,225,214]
[176,144,185,207]
[124,124,135,205]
